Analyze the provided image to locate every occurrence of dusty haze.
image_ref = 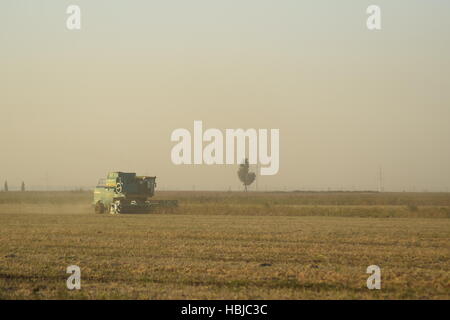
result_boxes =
[1,1,449,191]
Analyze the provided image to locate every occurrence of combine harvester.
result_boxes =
[93,172,178,214]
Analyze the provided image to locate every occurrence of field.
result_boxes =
[0,191,449,299]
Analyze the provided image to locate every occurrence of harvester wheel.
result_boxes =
[95,201,106,214]
[110,200,122,215]
[115,182,123,194]
[115,201,122,214]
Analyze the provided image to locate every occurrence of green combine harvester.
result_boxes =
[93,172,177,214]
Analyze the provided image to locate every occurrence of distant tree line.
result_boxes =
[2,180,26,192]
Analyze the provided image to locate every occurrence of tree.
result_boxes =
[21,181,25,192]
[237,158,256,192]
[4,180,8,192]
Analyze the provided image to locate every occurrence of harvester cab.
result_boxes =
[93,172,176,214]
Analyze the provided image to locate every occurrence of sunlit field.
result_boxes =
[0,191,449,299]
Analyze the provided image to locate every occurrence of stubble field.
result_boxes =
[0,191,449,299]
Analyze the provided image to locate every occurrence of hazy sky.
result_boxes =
[1,0,450,191]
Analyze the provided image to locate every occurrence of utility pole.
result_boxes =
[255,163,259,192]
[45,171,49,191]
[378,167,383,192]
